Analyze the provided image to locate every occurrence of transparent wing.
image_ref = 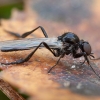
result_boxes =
[0,38,63,51]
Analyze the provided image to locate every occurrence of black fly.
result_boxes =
[0,26,100,78]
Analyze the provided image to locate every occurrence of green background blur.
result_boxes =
[0,0,23,19]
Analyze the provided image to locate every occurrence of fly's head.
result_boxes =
[79,40,94,64]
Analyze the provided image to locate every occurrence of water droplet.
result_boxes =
[76,83,82,89]
[44,67,48,70]
[71,65,76,69]
[63,81,70,87]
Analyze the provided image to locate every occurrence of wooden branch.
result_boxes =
[0,79,25,100]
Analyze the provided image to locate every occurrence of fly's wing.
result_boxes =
[0,38,63,51]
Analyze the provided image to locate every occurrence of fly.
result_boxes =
[0,26,100,78]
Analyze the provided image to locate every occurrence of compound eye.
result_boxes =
[83,42,91,55]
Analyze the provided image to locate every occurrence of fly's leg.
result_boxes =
[4,30,21,38]
[48,52,65,73]
[73,52,90,65]
[4,26,48,38]
[1,42,58,65]
[84,54,100,79]
[21,26,48,38]
[89,57,100,60]
[89,53,100,60]
[73,51,100,79]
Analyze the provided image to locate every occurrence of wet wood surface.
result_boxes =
[0,1,100,99]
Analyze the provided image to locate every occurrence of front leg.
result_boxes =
[73,51,89,64]
[72,50,100,79]
[73,52,87,65]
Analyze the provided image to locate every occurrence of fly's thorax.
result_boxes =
[58,32,80,44]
